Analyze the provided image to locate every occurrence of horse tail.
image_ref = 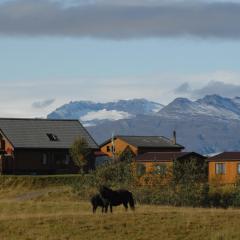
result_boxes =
[129,192,135,210]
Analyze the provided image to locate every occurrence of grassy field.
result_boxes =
[0,186,240,240]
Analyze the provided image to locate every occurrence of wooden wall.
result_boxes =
[209,161,240,184]
[100,138,138,158]
[139,161,173,173]
[3,149,78,174]
[101,138,182,158]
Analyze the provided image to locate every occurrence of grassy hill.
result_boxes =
[0,176,240,239]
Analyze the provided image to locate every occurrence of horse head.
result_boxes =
[99,185,112,198]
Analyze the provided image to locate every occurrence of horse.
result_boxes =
[99,186,135,213]
[90,194,109,213]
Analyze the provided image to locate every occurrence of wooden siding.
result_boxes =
[139,161,173,173]
[209,161,240,184]
[3,149,77,174]
[100,138,182,158]
[100,138,138,158]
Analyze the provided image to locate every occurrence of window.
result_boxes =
[111,146,115,153]
[47,133,59,142]
[106,145,115,153]
[237,163,240,175]
[153,164,167,175]
[65,154,70,165]
[42,153,47,165]
[136,163,146,176]
[215,163,225,175]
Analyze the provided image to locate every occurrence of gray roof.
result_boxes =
[135,152,205,162]
[0,118,98,149]
[100,135,184,149]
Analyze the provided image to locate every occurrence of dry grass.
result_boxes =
[0,187,240,240]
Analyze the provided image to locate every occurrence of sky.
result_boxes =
[1,0,240,117]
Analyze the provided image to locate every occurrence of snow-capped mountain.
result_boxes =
[47,95,240,154]
[158,95,240,120]
[47,99,164,126]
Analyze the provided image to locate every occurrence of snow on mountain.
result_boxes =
[80,109,133,126]
[158,95,240,120]
[80,109,133,122]
[47,98,164,125]
[233,97,240,107]
[197,95,240,115]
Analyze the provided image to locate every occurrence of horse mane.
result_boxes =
[99,185,112,192]
[99,186,115,197]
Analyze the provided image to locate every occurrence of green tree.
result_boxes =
[173,156,208,185]
[70,137,90,173]
[118,146,135,162]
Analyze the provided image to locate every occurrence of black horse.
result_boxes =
[99,186,135,213]
[91,194,109,213]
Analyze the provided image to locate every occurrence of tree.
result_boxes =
[173,156,208,185]
[70,137,90,173]
[118,146,135,162]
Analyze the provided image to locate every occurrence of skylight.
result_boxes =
[47,133,59,142]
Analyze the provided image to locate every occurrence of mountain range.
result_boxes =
[47,95,240,155]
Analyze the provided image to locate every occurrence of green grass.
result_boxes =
[0,186,240,240]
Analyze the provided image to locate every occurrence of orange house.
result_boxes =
[100,135,184,159]
[208,152,240,184]
[135,151,206,175]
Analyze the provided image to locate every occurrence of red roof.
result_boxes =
[135,152,205,162]
[208,152,240,161]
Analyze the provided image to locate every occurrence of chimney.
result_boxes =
[173,130,177,145]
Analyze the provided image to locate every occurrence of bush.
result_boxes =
[91,161,134,188]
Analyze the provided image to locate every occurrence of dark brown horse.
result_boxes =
[91,194,109,213]
[99,186,135,213]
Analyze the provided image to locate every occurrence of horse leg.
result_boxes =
[110,205,112,213]
[123,202,128,211]
[105,205,108,213]
[93,205,97,213]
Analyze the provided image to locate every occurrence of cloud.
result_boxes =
[1,0,240,39]
[175,81,240,98]
[32,98,55,109]
[194,81,240,98]
[174,82,191,94]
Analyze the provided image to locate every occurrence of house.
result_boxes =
[100,133,184,159]
[208,152,240,184]
[135,151,206,176]
[0,118,98,174]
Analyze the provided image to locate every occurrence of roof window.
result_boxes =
[47,133,59,142]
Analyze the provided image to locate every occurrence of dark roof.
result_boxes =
[94,151,108,157]
[135,152,205,162]
[100,135,184,149]
[208,152,240,161]
[0,118,98,149]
